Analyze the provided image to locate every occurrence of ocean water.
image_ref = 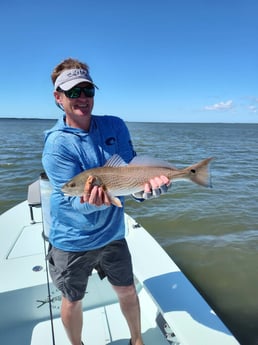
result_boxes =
[0,118,258,344]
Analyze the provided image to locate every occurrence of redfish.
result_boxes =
[61,155,213,207]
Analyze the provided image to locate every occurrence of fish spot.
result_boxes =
[191,169,196,174]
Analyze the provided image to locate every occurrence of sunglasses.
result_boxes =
[57,86,95,98]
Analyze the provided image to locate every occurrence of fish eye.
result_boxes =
[190,169,196,174]
[69,182,76,187]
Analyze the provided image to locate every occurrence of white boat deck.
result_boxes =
[0,190,240,345]
[31,292,170,345]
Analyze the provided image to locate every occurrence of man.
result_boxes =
[42,58,169,345]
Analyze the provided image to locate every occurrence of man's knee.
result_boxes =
[112,284,137,298]
[62,296,82,311]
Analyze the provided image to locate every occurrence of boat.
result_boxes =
[0,176,240,345]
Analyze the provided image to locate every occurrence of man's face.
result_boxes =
[54,82,94,128]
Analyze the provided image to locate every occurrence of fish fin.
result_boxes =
[129,155,176,169]
[104,155,128,167]
[111,196,123,207]
[187,157,213,188]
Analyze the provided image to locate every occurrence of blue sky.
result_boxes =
[0,0,257,123]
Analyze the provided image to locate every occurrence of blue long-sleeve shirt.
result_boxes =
[42,115,135,251]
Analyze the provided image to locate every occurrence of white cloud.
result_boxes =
[204,100,233,111]
[248,105,258,113]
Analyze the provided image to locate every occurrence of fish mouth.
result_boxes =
[61,189,70,196]
[61,187,81,197]
[62,191,80,197]
[61,186,71,196]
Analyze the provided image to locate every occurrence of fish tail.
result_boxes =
[185,157,213,188]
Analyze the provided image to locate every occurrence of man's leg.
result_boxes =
[112,284,144,345]
[61,296,83,345]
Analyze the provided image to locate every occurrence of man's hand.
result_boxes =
[80,175,111,206]
[143,175,170,199]
[133,175,171,200]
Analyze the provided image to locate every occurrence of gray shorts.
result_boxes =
[47,239,134,302]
